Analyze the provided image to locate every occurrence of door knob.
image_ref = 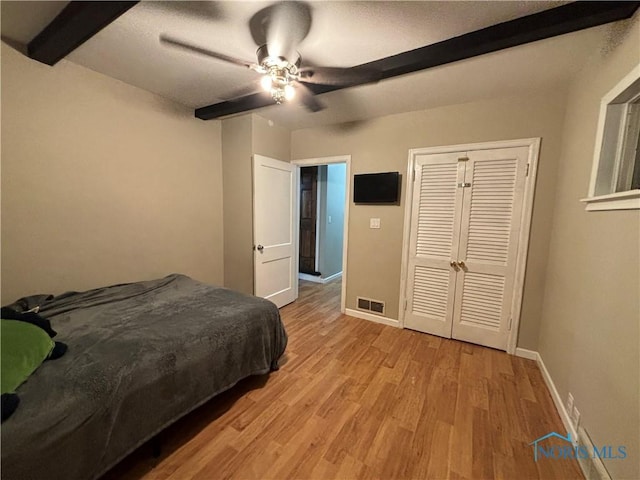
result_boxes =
[457,260,466,268]
[256,245,264,252]
[450,261,458,269]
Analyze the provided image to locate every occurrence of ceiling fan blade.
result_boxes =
[160,35,254,69]
[294,82,324,112]
[253,1,311,61]
[298,66,382,87]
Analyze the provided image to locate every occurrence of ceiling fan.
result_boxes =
[159,1,381,113]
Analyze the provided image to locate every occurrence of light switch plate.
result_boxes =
[370,218,381,229]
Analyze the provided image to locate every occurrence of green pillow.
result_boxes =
[1,319,55,394]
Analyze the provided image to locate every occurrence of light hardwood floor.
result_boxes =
[105,279,583,480]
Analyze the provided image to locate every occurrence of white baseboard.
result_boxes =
[514,348,612,480]
[298,272,342,284]
[577,427,612,480]
[345,308,400,328]
[535,351,577,446]
[515,348,578,446]
[515,347,538,360]
[298,273,323,283]
[322,271,342,283]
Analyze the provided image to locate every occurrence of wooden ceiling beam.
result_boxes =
[195,1,640,121]
[27,1,139,66]
[366,1,640,80]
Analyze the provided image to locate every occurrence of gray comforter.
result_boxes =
[1,274,287,480]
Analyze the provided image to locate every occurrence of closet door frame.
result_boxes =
[398,138,541,354]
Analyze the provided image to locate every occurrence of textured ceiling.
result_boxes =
[0,1,68,46]
[1,1,612,128]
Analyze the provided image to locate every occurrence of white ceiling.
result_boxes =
[1,1,610,129]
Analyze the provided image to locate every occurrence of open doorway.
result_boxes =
[292,155,350,313]
[299,163,346,283]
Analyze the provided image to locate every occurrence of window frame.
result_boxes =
[582,65,640,211]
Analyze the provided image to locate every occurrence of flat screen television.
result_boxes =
[353,172,400,204]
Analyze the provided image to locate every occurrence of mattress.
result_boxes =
[1,274,287,480]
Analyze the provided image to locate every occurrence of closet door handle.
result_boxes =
[457,261,466,268]
[450,261,458,269]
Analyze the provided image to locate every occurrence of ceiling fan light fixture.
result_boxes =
[284,83,295,101]
[269,77,290,104]
[256,44,301,69]
[260,75,273,92]
[253,43,304,104]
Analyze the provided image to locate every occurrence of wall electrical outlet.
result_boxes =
[567,392,574,413]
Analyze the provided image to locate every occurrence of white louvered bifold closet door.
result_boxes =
[404,152,464,337]
[451,147,528,350]
[404,146,528,351]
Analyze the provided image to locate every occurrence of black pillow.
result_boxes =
[1,394,20,422]
[0,307,57,338]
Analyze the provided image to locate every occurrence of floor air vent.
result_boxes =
[356,296,385,316]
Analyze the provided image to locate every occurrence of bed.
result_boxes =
[1,273,288,480]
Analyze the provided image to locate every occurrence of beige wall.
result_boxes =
[0,43,224,303]
[221,115,253,294]
[292,90,568,349]
[221,113,290,294]
[537,15,639,480]
[318,163,347,279]
[252,114,291,161]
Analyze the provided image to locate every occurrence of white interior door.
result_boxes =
[253,154,297,308]
[451,147,528,350]
[404,152,464,337]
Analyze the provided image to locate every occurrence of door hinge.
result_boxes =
[526,163,530,176]
[457,182,471,188]
[404,299,408,311]
[508,318,513,331]
[412,169,416,182]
